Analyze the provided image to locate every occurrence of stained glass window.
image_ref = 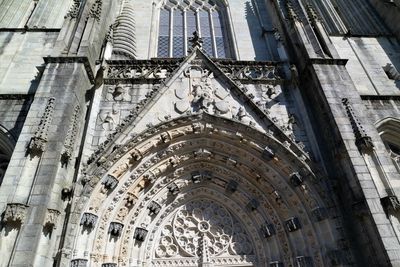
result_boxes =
[157,0,230,58]
[158,9,170,57]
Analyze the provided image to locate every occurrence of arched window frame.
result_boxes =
[153,0,236,59]
[376,118,400,173]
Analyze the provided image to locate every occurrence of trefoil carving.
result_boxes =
[2,203,28,224]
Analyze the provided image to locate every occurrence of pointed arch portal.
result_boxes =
[66,114,337,267]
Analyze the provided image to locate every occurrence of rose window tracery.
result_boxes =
[155,199,254,260]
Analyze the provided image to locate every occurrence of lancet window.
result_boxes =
[157,0,231,58]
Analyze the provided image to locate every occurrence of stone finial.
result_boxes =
[342,98,374,154]
[134,227,148,241]
[44,209,61,229]
[80,212,98,228]
[306,4,320,22]
[89,0,102,21]
[285,217,301,232]
[70,259,88,267]
[286,3,300,22]
[189,31,203,50]
[27,98,56,157]
[109,222,124,237]
[3,203,28,224]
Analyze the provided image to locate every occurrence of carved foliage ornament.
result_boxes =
[3,203,28,224]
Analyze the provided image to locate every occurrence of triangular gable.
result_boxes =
[92,48,308,165]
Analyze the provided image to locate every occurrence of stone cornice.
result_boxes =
[43,56,95,83]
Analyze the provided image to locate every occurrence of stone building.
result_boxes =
[0,0,400,266]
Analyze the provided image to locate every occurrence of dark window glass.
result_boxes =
[158,9,170,57]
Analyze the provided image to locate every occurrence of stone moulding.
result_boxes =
[2,203,29,224]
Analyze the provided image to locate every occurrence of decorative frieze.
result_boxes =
[3,203,28,224]
[134,227,148,241]
[61,105,81,165]
[109,222,124,237]
[342,98,374,153]
[44,209,61,229]
[80,212,98,228]
[27,98,56,157]
[70,259,88,267]
[285,217,301,232]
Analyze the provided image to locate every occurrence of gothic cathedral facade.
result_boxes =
[0,0,400,266]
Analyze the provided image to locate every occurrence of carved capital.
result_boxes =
[102,175,119,190]
[44,209,61,229]
[147,201,162,215]
[80,212,98,228]
[109,222,124,237]
[3,203,28,224]
[134,227,148,241]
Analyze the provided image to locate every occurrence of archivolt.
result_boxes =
[66,114,337,267]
